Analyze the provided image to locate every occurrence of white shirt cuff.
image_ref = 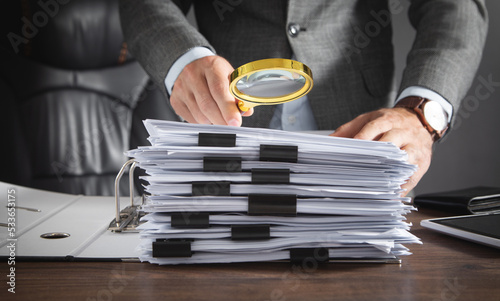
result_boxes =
[164,47,216,95]
[396,86,453,123]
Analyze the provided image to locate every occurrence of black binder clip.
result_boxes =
[203,157,242,172]
[251,168,290,184]
[231,224,271,240]
[260,145,298,163]
[289,248,330,264]
[171,212,210,228]
[192,181,231,196]
[248,194,297,216]
[198,133,236,147]
[152,239,193,258]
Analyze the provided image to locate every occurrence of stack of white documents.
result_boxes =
[128,120,420,265]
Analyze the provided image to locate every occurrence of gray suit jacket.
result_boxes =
[119,0,488,130]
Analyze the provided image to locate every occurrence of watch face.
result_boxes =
[423,101,448,131]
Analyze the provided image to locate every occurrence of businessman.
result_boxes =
[119,0,488,194]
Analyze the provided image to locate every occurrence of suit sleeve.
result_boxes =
[119,0,215,88]
[400,0,488,125]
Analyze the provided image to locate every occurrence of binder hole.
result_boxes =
[40,232,70,239]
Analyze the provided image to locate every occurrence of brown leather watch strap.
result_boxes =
[395,96,426,109]
[395,96,447,141]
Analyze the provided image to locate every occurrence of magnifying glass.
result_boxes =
[229,58,313,112]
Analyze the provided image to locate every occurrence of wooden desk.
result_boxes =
[2,209,499,301]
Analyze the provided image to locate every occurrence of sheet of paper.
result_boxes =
[142,212,408,225]
[143,246,406,265]
[141,172,405,188]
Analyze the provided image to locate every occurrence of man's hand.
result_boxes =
[331,107,434,196]
[170,55,253,126]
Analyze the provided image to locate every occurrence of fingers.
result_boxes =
[242,108,254,117]
[205,58,242,126]
[173,79,212,124]
[332,107,434,196]
[377,128,407,147]
[191,75,228,125]
[400,143,431,195]
[331,113,391,141]
[353,118,393,141]
[330,114,372,138]
[387,126,432,195]
[170,98,197,124]
[170,56,243,126]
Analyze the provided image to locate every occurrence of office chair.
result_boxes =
[0,0,179,195]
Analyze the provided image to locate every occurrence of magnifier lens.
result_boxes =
[230,59,313,111]
[236,70,306,98]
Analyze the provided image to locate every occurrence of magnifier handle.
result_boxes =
[237,100,253,112]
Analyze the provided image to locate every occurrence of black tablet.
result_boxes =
[421,213,500,249]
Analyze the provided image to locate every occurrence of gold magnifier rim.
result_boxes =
[229,58,313,106]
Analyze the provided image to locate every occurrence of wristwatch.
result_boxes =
[395,96,449,141]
